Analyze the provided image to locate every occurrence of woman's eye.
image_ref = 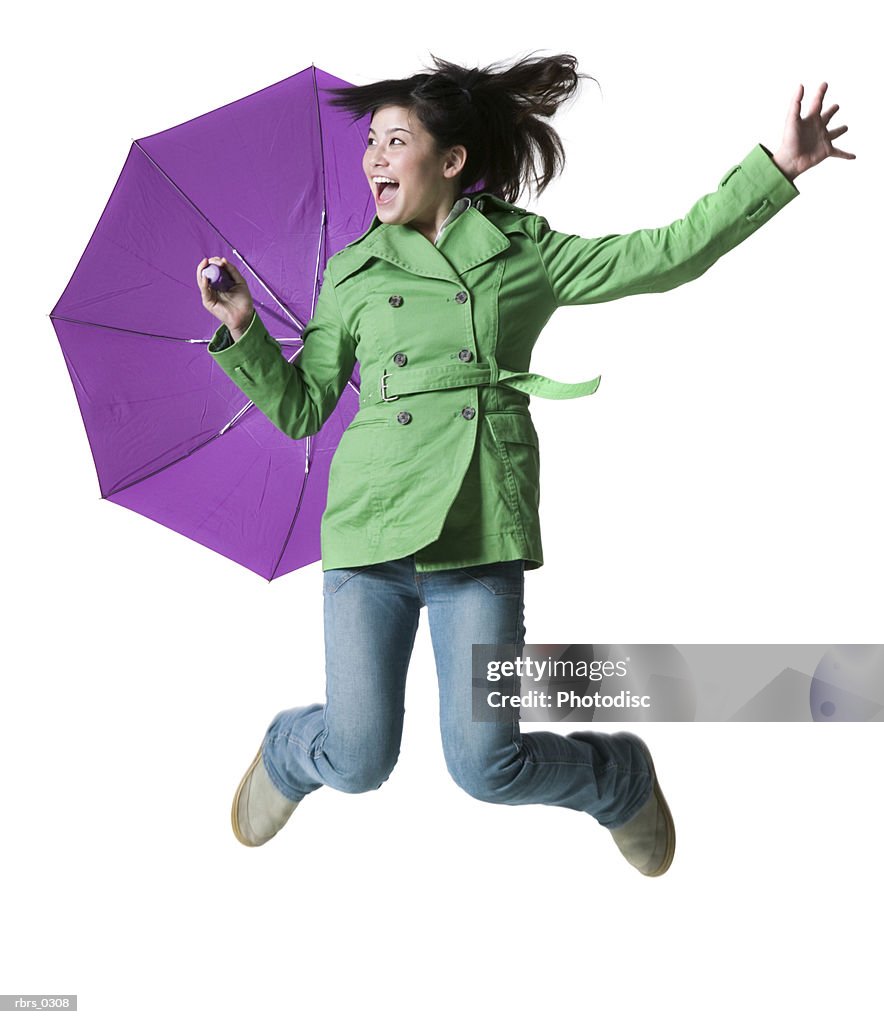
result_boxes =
[365,136,404,148]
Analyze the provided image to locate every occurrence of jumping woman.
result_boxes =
[197,54,852,876]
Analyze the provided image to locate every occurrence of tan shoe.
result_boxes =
[231,745,299,847]
[608,734,675,877]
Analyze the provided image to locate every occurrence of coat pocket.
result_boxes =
[324,420,386,550]
[486,413,540,544]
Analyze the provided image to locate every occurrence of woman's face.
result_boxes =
[363,105,465,233]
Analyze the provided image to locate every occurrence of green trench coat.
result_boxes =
[208,144,797,572]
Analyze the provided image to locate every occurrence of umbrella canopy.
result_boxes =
[51,66,373,579]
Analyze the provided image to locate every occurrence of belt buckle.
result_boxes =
[380,371,399,402]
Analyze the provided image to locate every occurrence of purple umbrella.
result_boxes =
[51,66,373,580]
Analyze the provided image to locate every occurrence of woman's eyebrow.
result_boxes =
[367,126,414,135]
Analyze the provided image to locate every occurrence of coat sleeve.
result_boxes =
[206,274,357,440]
[532,144,799,306]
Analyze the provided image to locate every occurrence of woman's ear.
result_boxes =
[443,144,468,179]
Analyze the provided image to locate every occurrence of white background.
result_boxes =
[4,1,881,1020]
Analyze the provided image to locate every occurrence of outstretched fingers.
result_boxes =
[787,83,805,122]
[827,121,855,159]
[809,81,828,116]
[822,102,840,125]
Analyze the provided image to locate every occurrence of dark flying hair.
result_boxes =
[325,53,589,203]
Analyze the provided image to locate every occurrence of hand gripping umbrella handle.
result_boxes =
[202,263,235,291]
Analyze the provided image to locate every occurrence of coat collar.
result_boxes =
[328,201,510,285]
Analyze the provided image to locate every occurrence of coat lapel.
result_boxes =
[329,204,510,286]
[437,205,510,276]
[363,222,461,284]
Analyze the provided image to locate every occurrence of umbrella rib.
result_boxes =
[49,313,301,347]
[231,247,306,333]
[103,424,247,498]
[311,65,329,319]
[310,212,325,321]
[132,141,306,333]
[49,313,204,345]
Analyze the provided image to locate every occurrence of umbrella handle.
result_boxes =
[202,263,235,292]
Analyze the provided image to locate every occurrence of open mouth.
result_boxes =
[373,177,400,205]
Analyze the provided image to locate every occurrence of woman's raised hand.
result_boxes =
[772,83,855,182]
[196,257,255,337]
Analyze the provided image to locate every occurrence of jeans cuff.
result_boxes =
[261,743,310,803]
[599,770,654,829]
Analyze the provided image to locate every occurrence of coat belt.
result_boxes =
[360,362,601,406]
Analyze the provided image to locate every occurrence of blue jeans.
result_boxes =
[261,557,652,828]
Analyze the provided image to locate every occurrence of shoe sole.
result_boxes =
[231,744,264,847]
[628,734,676,877]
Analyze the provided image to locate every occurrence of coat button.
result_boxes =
[461,407,476,420]
[397,411,412,425]
[389,295,404,307]
[457,348,473,362]
[454,290,468,304]
[393,352,408,367]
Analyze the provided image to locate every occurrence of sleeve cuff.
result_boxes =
[207,311,259,356]
[739,143,800,207]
